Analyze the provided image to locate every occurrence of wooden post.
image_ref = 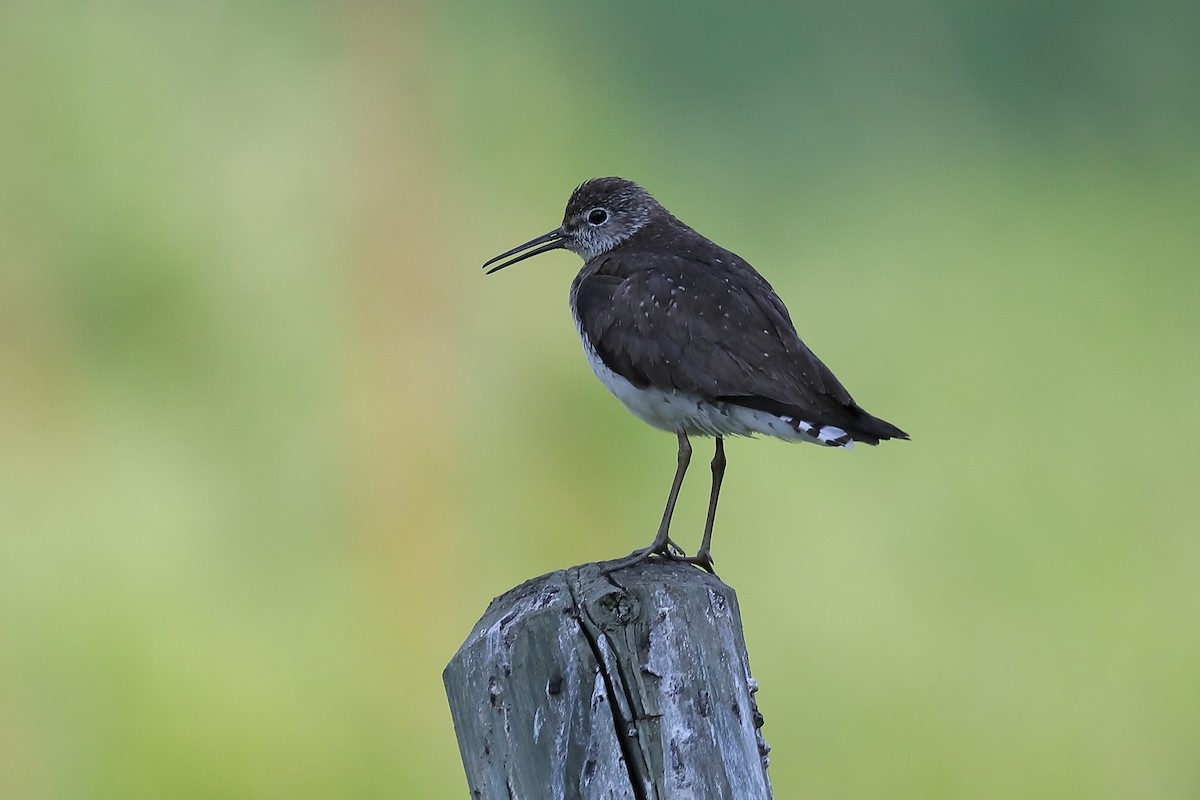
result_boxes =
[444,559,772,799]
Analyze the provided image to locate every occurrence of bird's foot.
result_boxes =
[602,539,681,574]
[674,550,717,575]
[601,547,654,574]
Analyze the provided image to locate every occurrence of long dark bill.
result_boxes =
[482,228,567,274]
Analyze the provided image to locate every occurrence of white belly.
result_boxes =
[575,328,852,448]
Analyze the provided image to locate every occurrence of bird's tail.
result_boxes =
[723,396,908,446]
[842,405,909,445]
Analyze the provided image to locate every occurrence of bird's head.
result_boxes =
[483,177,659,274]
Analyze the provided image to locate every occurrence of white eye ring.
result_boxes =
[586,208,608,226]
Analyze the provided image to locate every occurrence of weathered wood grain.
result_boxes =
[444,560,772,799]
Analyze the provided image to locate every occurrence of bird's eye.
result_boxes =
[587,208,608,225]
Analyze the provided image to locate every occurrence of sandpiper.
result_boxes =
[483,177,907,572]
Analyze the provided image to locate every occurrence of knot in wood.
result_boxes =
[589,587,639,631]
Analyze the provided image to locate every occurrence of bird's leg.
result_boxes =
[680,437,724,574]
[650,429,692,554]
[604,431,691,573]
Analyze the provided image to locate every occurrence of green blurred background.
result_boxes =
[2,1,1198,797]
